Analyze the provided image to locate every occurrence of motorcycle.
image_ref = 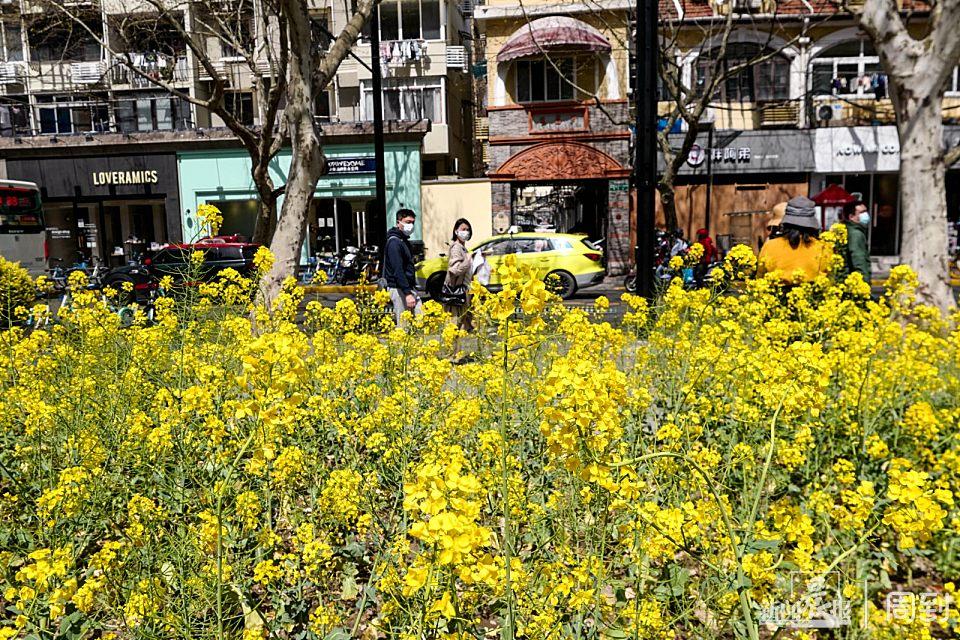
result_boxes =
[327,244,381,284]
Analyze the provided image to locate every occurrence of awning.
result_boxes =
[812,184,857,206]
[497,16,612,63]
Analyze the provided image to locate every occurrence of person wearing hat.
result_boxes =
[757,196,833,282]
[766,201,787,240]
[840,200,872,283]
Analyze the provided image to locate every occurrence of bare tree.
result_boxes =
[45,0,376,261]
[259,0,375,305]
[43,0,290,245]
[656,6,815,232]
[848,0,960,308]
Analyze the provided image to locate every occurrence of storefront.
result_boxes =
[659,130,815,252]
[6,154,180,266]
[178,139,423,257]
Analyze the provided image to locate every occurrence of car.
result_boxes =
[100,236,261,303]
[415,232,605,300]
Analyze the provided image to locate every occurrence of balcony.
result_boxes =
[111,56,190,88]
[811,96,897,127]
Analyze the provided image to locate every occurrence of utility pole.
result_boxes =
[369,1,388,234]
[633,0,657,298]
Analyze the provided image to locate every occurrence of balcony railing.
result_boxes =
[811,96,897,127]
[111,56,190,88]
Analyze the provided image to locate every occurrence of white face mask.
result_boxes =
[400,221,414,236]
[858,212,871,226]
[456,229,471,241]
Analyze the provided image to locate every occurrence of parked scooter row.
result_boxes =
[301,244,382,285]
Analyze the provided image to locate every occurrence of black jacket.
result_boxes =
[383,227,416,294]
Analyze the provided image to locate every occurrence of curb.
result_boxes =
[300,284,380,294]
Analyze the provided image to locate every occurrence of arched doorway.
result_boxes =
[490,141,632,273]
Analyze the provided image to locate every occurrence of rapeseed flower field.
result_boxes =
[0,244,958,640]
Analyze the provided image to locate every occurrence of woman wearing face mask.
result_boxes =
[441,218,474,335]
[840,200,872,283]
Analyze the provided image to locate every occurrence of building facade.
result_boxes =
[0,0,478,265]
[651,2,960,270]
[475,0,634,274]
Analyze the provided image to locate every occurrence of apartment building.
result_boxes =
[0,0,476,264]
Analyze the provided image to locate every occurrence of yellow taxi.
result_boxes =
[415,232,605,300]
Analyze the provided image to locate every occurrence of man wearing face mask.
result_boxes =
[841,200,872,283]
[383,208,422,323]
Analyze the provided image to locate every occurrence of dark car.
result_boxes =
[100,236,261,303]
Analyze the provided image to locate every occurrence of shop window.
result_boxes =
[361,78,443,122]
[225,92,255,126]
[695,43,790,102]
[210,199,258,238]
[515,58,575,103]
[36,95,109,134]
[376,0,441,41]
[809,39,884,98]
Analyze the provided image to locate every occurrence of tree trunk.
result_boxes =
[260,0,324,306]
[894,89,954,308]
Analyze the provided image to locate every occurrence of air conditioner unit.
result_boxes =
[446,45,467,71]
[0,61,25,83]
[71,61,105,85]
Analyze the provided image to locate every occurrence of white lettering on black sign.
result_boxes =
[92,170,159,186]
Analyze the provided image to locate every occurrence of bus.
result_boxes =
[0,179,45,275]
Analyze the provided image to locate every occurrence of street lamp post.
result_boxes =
[633,0,658,298]
[369,1,388,233]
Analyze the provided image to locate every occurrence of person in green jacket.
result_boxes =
[841,201,872,283]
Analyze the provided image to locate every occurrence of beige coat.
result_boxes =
[444,241,472,287]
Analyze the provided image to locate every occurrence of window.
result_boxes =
[809,39,882,98]
[225,92,255,126]
[374,0,441,41]
[28,15,101,62]
[36,95,109,134]
[1,22,22,62]
[362,78,443,122]
[695,43,790,102]
[515,59,575,103]
[116,93,190,132]
[481,239,514,256]
[948,66,960,94]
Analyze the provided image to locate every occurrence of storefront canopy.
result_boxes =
[497,16,612,62]
[813,183,857,206]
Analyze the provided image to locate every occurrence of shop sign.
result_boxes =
[92,170,160,186]
[814,126,900,173]
[529,108,588,134]
[326,157,376,174]
[711,147,752,163]
[687,144,705,167]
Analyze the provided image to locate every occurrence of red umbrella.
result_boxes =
[812,184,857,206]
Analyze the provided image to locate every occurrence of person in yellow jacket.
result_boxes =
[757,196,833,282]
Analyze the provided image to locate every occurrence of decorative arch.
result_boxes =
[490,142,629,182]
[808,26,871,60]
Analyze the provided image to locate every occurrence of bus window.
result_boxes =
[0,180,46,275]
